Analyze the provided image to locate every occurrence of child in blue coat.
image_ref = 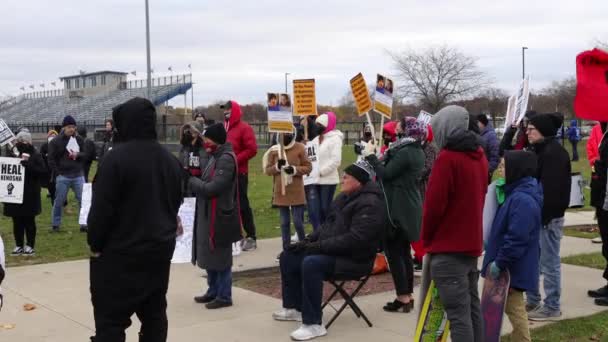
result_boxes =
[482,151,543,342]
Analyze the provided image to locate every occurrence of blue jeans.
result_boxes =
[205,268,232,303]
[280,206,306,250]
[52,175,84,227]
[527,217,564,312]
[280,251,335,325]
[318,184,336,225]
[305,185,321,231]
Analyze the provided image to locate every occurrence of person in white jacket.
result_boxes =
[311,112,344,224]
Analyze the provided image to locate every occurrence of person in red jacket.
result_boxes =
[421,105,488,342]
[220,100,259,251]
[588,122,603,167]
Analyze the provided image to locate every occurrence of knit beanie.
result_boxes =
[401,116,427,142]
[62,115,76,127]
[477,114,489,126]
[528,113,564,137]
[203,123,227,145]
[315,112,337,134]
[15,131,32,144]
[344,160,374,185]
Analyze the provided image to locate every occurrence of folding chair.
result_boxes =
[321,273,373,329]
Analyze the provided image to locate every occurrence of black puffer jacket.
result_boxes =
[88,97,184,257]
[47,132,85,177]
[308,181,385,277]
[3,145,47,217]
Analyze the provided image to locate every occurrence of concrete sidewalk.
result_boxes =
[0,216,605,341]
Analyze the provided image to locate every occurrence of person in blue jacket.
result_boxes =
[566,119,581,161]
[482,150,542,342]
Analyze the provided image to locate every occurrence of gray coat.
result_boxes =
[189,143,237,271]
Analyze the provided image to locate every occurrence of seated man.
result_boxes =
[273,160,385,341]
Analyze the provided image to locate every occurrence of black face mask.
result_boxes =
[315,124,326,135]
[283,134,293,146]
[181,131,192,146]
[397,132,406,139]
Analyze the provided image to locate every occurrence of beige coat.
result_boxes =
[265,142,312,207]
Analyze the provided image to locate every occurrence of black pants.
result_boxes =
[238,174,256,240]
[385,230,414,295]
[12,216,36,248]
[571,140,579,161]
[90,253,172,342]
[84,162,92,183]
[596,209,608,281]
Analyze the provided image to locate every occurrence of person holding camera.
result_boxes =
[179,122,208,187]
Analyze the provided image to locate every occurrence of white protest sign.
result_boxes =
[267,93,294,133]
[504,95,517,129]
[482,181,498,243]
[172,197,196,263]
[0,157,25,204]
[303,140,320,186]
[67,136,80,153]
[78,183,93,225]
[513,76,531,125]
[0,120,15,147]
[417,111,433,126]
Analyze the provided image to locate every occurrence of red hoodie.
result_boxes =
[380,121,397,155]
[224,101,257,174]
[421,147,488,257]
[587,123,603,167]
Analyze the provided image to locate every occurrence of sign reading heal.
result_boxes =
[0,120,15,147]
[303,140,320,186]
[373,74,394,118]
[0,157,25,204]
[513,75,531,125]
[350,73,373,115]
[293,79,317,116]
[267,93,294,133]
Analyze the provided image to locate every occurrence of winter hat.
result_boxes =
[15,131,32,144]
[477,114,489,126]
[77,126,87,138]
[316,112,337,134]
[47,129,58,137]
[383,121,398,142]
[504,151,538,185]
[344,160,374,185]
[62,115,76,127]
[203,123,227,144]
[431,105,469,149]
[401,116,427,142]
[219,101,232,110]
[528,113,564,137]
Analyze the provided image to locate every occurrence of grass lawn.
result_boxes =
[1,146,358,267]
[562,252,606,270]
[564,226,600,239]
[502,310,608,342]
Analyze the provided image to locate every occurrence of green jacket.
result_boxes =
[370,141,425,242]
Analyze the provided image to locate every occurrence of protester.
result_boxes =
[190,123,241,309]
[87,98,183,342]
[421,105,488,342]
[300,115,322,232]
[40,129,58,204]
[587,122,603,167]
[263,129,312,252]
[48,115,86,233]
[193,111,206,127]
[361,124,373,143]
[179,122,207,182]
[365,116,424,313]
[98,118,115,166]
[4,131,47,256]
[500,110,537,156]
[273,160,384,341]
[477,114,500,182]
[380,120,398,156]
[313,112,343,224]
[566,119,581,161]
[482,151,542,342]
[525,112,571,321]
[77,126,97,182]
[589,122,605,245]
[221,100,258,251]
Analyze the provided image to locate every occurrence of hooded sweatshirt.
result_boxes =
[566,119,581,142]
[224,100,257,174]
[88,97,184,257]
[381,121,398,155]
[314,112,344,185]
[421,105,488,256]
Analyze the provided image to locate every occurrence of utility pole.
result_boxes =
[522,46,528,79]
[145,0,152,100]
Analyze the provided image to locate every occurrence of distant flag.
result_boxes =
[79,70,86,75]
[51,82,56,87]
[29,85,34,89]
[188,64,192,69]
[168,66,173,72]
[40,83,45,88]
[20,86,25,91]
[151,68,154,74]
[131,70,137,76]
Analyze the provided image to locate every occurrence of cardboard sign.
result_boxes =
[0,157,25,204]
[303,140,320,186]
[575,48,608,120]
[79,183,93,225]
[267,93,294,133]
[293,79,317,116]
[0,120,15,147]
[513,76,531,125]
[373,74,394,119]
[417,110,433,126]
[504,95,517,129]
[172,197,196,263]
[350,73,373,115]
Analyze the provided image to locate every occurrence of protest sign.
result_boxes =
[293,79,317,116]
[78,183,93,225]
[513,76,531,125]
[172,197,196,263]
[417,110,433,126]
[373,74,394,119]
[303,140,320,186]
[574,48,608,120]
[267,93,293,133]
[503,95,517,129]
[0,120,15,147]
[0,157,25,204]
[350,73,373,115]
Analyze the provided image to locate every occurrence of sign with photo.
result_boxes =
[267,92,294,133]
[373,74,394,119]
[0,157,25,204]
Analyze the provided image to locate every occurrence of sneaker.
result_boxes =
[194,294,215,304]
[291,233,299,243]
[22,246,35,256]
[232,242,242,256]
[592,237,602,244]
[527,306,562,321]
[80,225,88,233]
[290,324,327,341]
[10,247,23,256]
[276,253,281,263]
[51,226,60,233]
[525,303,541,313]
[205,299,232,310]
[594,297,608,306]
[242,237,257,251]
[588,285,608,298]
[273,308,302,322]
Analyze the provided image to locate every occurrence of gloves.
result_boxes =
[361,140,377,157]
[284,166,295,175]
[278,159,287,168]
[488,261,501,280]
[20,160,29,167]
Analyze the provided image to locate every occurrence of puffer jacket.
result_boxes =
[224,101,257,174]
[315,130,344,185]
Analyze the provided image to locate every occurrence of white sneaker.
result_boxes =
[232,242,242,256]
[592,237,602,244]
[11,247,23,256]
[272,308,302,322]
[291,233,299,243]
[23,246,35,256]
[290,324,327,341]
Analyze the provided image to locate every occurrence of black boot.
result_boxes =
[595,297,608,306]
[588,285,608,298]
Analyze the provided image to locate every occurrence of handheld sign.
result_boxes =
[0,120,15,147]
[0,157,25,204]
[417,110,433,126]
[350,73,373,115]
[503,95,517,129]
[79,183,93,225]
[293,79,317,116]
[303,140,320,186]
[513,76,531,125]
[574,48,608,120]
[172,197,196,263]
[373,74,394,119]
[267,93,294,133]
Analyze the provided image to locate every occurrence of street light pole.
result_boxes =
[284,73,290,94]
[522,46,528,79]
[145,0,152,100]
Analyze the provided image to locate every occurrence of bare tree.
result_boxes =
[389,45,490,112]
[540,77,576,118]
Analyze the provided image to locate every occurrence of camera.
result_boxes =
[354,141,368,155]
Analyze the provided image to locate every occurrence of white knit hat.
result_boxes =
[315,114,329,127]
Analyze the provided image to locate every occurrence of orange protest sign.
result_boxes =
[350,73,372,116]
[293,79,317,116]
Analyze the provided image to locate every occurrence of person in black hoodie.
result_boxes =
[48,115,87,232]
[87,97,184,342]
[525,112,571,321]
[77,126,97,182]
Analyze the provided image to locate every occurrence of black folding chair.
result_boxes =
[321,274,373,329]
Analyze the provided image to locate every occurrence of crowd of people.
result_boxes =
[3,94,608,342]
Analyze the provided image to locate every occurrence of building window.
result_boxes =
[65,79,71,89]
[75,78,80,89]
[101,75,106,85]
[91,76,97,87]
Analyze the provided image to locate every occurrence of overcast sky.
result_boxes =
[1,0,606,107]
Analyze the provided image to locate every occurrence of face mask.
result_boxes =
[283,135,293,146]
[204,142,218,153]
[315,124,326,135]
[224,112,231,120]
